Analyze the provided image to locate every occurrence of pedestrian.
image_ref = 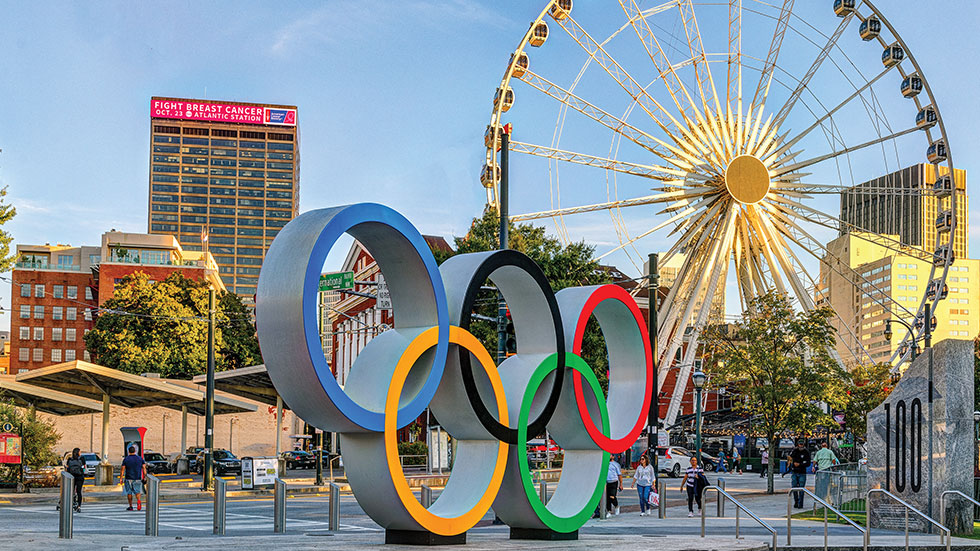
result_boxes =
[813,442,839,471]
[731,446,742,474]
[789,439,812,509]
[65,448,85,512]
[715,449,727,473]
[632,454,655,516]
[759,449,769,478]
[606,454,623,515]
[680,456,704,517]
[120,446,147,511]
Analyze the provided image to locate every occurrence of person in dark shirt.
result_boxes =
[789,440,812,508]
[120,447,147,511]
[64,448,85,512]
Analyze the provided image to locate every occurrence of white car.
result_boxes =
[656,446,693,478]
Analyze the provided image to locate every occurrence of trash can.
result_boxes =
[176,457,189,475]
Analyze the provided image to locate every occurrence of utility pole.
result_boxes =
[203,289,215,491]
[496,126,510,365]
[647,254,660,473]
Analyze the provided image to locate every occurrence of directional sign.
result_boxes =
[319,271,354,292]
[1,423,11,433]
[376,275,392,310]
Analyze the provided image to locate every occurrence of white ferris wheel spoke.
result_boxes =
[726,0,742,112]
[772,13,854,129]
[772,126,920,177]
[750,0,795,110]
[508,140,687,182]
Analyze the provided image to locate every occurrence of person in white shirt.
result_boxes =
[631,454,656,516]
[680,456,705,517]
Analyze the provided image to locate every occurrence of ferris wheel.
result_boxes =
[483,0,959,427]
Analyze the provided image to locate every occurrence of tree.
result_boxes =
[85,272,261,378]
[434,206,612,390]
[704,292,849,494]
[842,362,893,442]
[0,186,17,271]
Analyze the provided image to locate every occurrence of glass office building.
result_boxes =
[148,97,299,302]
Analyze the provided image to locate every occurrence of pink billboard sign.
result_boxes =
[150,99,296,126]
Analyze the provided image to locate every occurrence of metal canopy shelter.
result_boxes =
[192,364,288,455]
[16,361,256,464]
[0,376,103,416]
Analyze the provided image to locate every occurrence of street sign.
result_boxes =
[318,271,353,292]
[0,433,22,464]
[376,275,392,310]
[1,423,12,432]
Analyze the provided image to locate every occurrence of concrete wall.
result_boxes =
[39,400,304,464]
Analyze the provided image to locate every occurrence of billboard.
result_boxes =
[0,433,22,464]
[150,99,296,126]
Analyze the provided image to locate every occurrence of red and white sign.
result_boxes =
[150,99,296,126]
[0,433,22,464]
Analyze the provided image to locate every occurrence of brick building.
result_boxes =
[11,231,223,373]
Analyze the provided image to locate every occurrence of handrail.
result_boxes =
[701,485,778,551]
[328,454,343,481]
[788,486,867,551]
[867,488,950,551]
[940,490,980,529]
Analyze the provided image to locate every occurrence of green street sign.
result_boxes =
[319,271,354,292]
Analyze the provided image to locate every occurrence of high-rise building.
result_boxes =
[840,163,967,258]
[818,232,978,368]
[148,97,299,303]
[10,232,224,373]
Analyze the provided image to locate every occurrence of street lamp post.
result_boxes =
[884,303,933,362]
[692,370,706,465]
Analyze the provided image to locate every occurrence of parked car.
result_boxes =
[281,450,316,470]
[62,451,101,477]
[143,451,171,474]
[194,449,241,475]
[656,446,694,478]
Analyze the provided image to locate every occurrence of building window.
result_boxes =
[19,284,29,297]
[57,255,74,268]
[32,349,42,362]
[18,348,28,362]
[33,327,43,341]
[51,349,61,363]
[85,287,93,301]
[18,326,29,340]
[34,284,44,298]
[19,305,29,319]
[67,286,78,299]
[84,309,92,321]
[65,349,76,362]
[53,285,64,298]
[83,350,91,362]
[66,307,77,321]
[53,307,63,320]
[66,328,76,342]
[52,328,62,341]
[33,306,44,319]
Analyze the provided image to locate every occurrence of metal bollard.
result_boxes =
[539,480,548,505]
[658,479,667,518]
[717,478,726,517]
[274,478,286,533]
[58,472,73,539]
[328,483,340,531]
[145,474,160,537]
[213,476,226,535]
[599,486,608,519]
[421,484,432,509]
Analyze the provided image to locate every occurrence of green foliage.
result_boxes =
[0,187,17,272]
[0,400,60,468]
[433,206,611,391]
[85,272,261,378]
[397,441,428,465]
[842,362,893,441]
[704,292,849,493]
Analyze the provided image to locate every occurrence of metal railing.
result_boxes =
[940,490,980,530]
[788,486,867,551]
[701,485,778,551]
[866,488,950,551]
[328,454,343,481]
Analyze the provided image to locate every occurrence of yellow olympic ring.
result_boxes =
[384,325,510,535]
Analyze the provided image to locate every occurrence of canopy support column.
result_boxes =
[180,405,188,454]
[101,393,110,462]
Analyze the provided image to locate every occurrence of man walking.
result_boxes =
[789,439,812,509]
[120,446,146,511]
[814,442,839,471]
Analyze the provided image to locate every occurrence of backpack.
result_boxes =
[66,457,85,477]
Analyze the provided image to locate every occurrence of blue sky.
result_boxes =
[0,1,977,329]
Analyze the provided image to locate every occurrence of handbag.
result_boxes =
[648,488,660,507]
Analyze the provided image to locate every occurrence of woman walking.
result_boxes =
[680,456,705,517]
[632,454,655,516]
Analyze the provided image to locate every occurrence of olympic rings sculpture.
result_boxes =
[256,203,653,539]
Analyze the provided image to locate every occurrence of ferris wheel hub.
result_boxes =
[724,155,771,204]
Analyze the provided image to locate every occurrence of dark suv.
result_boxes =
[194,449,241,475]
[281,450,316,470]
